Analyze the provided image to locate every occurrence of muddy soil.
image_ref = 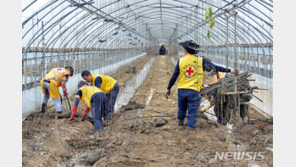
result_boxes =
[22,55,152,167]
[22,55,273,167]
[233,120,273,166]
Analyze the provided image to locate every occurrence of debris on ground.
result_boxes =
[120,101,145,112]
[22,55,273,167]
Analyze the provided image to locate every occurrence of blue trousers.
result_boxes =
[106,83,120,121]
[215,107,225,122]
[178,89,200,128]
[90,92,107,130]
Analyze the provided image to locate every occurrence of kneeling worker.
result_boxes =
[69,81,107,130]
[81,70,119,121]
[40,66,74,114]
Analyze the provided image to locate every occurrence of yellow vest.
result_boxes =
[79,86,103,108]
[177,54,204,91]
[44,68,69,87]
[91,74,117,94]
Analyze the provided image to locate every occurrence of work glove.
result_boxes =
[69,106,77,121]
[165,90,171,99]
[81,107,90,121]
[230,68,239,76]
[63,88,68,97]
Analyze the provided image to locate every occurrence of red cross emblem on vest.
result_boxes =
[186,67,194,76]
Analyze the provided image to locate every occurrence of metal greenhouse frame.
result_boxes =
[22,0,273,115]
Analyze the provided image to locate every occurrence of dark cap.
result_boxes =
[78,80,89,89]
[179,40,201,54]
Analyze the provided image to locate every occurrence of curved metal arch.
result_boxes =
[59,7,157,50]
[60,10,252,52]
[36,7,91,49]
[173,0,272,41]
[22,0,59,27]
[81,23,143,49]
[22,0,273,53]
[54,15,131,50]
[107,25,212,50]
[43,0,148,49]
[45,11,97,49]
[75,21,188,49]
[22,0,38,13]
[22,0,67,39]
[66,0,151,41]
[48,11,98,49]
[117,1,272,42]
[24,6,80,52]
[141,14,257,46]
[29,6,254,53]
[50,4,262,52]
[144,24,220,46]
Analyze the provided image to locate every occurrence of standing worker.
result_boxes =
[210,66,227,124]
[206,58,228,124]
[40,66,74,114]
[165,40,238,129]
[69,81,107,131]
[81,70,119,121]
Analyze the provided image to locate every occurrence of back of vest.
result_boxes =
[44,68,68,87]
[79,86,103,108]
[97,74,117,94]
[177,55,204,91]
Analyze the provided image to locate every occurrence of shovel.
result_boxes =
[59,93,72,114]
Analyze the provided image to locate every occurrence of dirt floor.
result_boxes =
[22,55,273,167]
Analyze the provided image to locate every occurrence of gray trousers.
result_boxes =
[42,81,62,112]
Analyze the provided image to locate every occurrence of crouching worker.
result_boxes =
[69,81,107,131]
[40,66,74,114]
[81,70,119,121]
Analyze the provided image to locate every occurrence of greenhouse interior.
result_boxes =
[22,0,273,166]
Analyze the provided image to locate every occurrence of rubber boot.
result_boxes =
[41,103,47,113]
[178,120,184,126]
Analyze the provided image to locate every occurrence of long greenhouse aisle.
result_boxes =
[22,55,273,167]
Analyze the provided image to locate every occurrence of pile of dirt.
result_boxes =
[119,100,145,112]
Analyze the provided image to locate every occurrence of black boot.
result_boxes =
[41,103,47,113]
[56,111,64,119]
[178,120,184,126]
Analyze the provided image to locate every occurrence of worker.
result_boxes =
[211,69,227,125]
[205,58,227,124]
[69,81,107,131]
[159,45,167,55]
[40,66,74,114]
[81,70,119,121]
[211,70,225,83]
[165,40,238,130]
